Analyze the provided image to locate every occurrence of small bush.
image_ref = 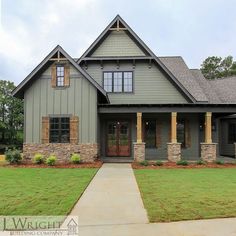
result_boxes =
[70,153,81,164]
[154,160,163,166]
[196,160,206,165]
[33,153,44,164]
[5,148,22,164]
[45,155,57,166]
[176,160,188,166]
[140,160,149,166]
[215,160,224,165]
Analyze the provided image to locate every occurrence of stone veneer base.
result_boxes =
[200,143,217,163]
[133,142,145,162]
[167,143,181,162]
[23,143,98,163]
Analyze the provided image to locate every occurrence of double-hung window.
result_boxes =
[56,65,65,87]
[103,71,133,93]
[228,123,236,144]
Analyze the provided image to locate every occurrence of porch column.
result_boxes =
[167,112,181,162]
[134,112,145,162]
[201,112,217,162]
[171,112,177,143]
[137,112,142,143]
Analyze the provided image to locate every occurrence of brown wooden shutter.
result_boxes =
[70,116,79,144]
[51,64,56,88]
[42,117,49,143]
[156,120,162,148]
[64,64,70,87]
[185,119,191,148]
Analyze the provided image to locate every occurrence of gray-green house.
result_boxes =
[13,15,236,163]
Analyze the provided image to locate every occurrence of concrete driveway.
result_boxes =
[70,163,236,236]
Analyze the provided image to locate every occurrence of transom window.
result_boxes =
[50,117,70,143]
[56,65,65,87]
[228,123,236,144]
[103,71,133,93]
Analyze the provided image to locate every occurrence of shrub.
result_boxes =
[196,160,206,165]
[154,160,163,166]
[5,148,22,164]
[215,160,224,165]
[139,160,149,166]
[70,153,81,164]
[176,160,188,166]
[45,155,57,166]
[33,153,44,164]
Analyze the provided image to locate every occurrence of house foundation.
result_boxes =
[23,143,98,163]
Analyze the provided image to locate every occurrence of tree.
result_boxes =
[0,80,23,146]
[201,56,236,79]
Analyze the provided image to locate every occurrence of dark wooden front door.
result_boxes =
[106,121,130,157]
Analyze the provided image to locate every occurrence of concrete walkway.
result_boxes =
[70,163,236,236]
[70,163,148,226]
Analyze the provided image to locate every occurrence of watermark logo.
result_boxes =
[0,216,78,236]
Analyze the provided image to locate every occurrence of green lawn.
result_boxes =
[0,168,97,215]
[134,168,236,222]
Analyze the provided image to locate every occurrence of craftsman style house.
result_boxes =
[13,15,236,163]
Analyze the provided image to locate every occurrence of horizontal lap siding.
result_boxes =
[24,65,97,143]
[91,31,146,57]
[86,61,187,104]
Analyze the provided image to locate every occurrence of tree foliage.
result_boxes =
[201,56,236,80]
[0,80,23,149]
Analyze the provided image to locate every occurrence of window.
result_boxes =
[144,120,156,148]
[113,72,123,92]
[50,117,70,143]
[103,72,113,92]
[124,72,133,92]
[177,119,185,147]
[56,65,65,87]
[103,71,133,93]
[228,123,236,144]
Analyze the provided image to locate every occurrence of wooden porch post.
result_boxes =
[205,112,212,143]
[171,112,177,143]
[137,112,142,143]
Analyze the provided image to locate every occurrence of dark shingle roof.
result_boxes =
[159,57,236,104]
[158,56,208,102]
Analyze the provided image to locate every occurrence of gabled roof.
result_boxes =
[12,45,109,102]
[77,15,198,103]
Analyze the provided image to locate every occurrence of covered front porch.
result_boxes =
[98,104,236,162]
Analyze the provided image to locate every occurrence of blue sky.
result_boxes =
[0,0,236,85]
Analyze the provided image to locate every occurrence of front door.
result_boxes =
[106,121,130,157]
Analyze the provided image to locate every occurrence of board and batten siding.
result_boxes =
[91,31,146,57]
[24,64,97,143]
[86,61,187,104]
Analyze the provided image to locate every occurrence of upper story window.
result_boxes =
[50,117,70,143]
[103,71,133,93]
[56,65,65,87]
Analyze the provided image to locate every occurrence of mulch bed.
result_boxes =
[1,161,103,168]
[132,161,236,169]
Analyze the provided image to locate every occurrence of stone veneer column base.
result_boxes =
[167,143,181,162]
[133,142,145,162]
[200,143,217,163]
[23,143,98,163]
